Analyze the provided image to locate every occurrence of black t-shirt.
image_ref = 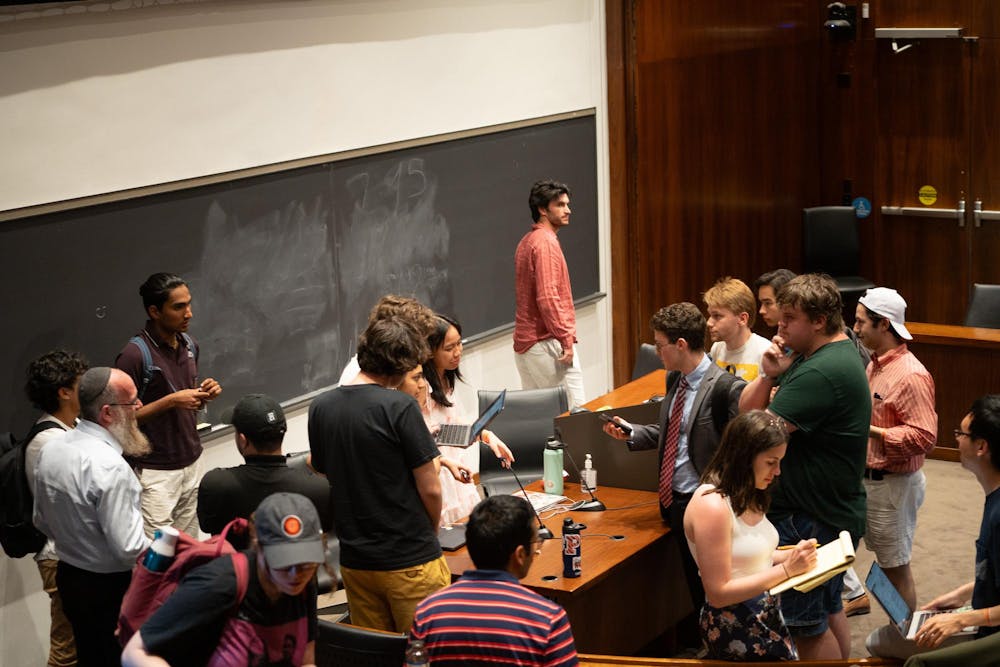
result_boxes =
[974,487,1000,637]
[197,455,332,548]
[141,551,317,666]
[308,384,441,570]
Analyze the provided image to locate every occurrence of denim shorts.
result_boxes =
[773,513,855,637]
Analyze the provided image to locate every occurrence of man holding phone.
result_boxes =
[603,302,744,651]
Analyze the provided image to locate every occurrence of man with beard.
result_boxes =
[34,367,151,667]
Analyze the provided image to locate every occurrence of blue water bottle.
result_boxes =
[543,437,564,495]
[142,526,179,572]
[561,517,586,578]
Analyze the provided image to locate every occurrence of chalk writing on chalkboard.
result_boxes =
[1,113,599,432]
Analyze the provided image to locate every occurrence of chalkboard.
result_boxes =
[2,114,599,431]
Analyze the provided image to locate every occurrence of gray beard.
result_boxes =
[109,417,152,458]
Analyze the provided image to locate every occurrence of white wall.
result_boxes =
[0,1,611,664]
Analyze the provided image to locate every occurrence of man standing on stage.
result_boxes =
[513,179,585,408]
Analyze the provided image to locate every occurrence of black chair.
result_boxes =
[477,386,568,497]
[631,342,661,380]
[285,451,340,594]
[802,206,875,309]
[964,283,1000,329]
[315,619,407,667]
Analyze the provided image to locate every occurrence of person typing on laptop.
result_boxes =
[867,395,1000,659]
[424,314,513,524]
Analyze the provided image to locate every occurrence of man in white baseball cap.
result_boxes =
[849,287,938,616]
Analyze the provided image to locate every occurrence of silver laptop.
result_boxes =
[866,562,977,640]
[435,389,506,447]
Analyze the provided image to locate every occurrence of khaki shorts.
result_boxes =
[340,555,451,633]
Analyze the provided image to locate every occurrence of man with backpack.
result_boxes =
[115,272,222,538]
[121,492,325,667]
[19,349,89,667]
[602,302,745,651]
[34,367,152,667]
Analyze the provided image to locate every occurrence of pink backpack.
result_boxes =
[117,519,250,647]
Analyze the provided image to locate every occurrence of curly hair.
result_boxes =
[356,318,429,379]
[650,302,706,351]
[24,349,89,413]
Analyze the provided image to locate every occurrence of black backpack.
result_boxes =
[0,421,62,558]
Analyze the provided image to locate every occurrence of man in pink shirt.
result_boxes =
[852,287,938,611]
[513,180,585,408]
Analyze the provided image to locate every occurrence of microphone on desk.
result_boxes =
[508,462,556,540]
[551,427,606,512]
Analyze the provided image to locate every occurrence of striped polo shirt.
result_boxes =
[410,569,578,666]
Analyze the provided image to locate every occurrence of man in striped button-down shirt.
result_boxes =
[853,287,938,611]
[409,495,578,666]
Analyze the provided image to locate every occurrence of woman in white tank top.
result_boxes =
[683,410,818,661]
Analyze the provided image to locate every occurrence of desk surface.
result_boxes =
[445,483,666,599]
[583,369,666,411]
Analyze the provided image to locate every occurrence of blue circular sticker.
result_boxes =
[852,196,872,219]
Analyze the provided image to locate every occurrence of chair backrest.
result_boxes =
[315,620,407,667]
[477,387,568,489]
[802,206,862,277]
[631,343,661,380]
[964,283,1000,329]
[283,451,340,593]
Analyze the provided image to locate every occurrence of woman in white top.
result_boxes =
[424,315,514,525]
[683,410,817,661]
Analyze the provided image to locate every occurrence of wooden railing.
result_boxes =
[906,322,1000,461]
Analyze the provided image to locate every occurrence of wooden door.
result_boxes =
[874,0,1000,322]
[969,36,1000,288]
[873,3,973,323]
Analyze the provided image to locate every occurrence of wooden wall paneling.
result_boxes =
[873,37,971,323]
[969,38,1000,287]
[818,19,878,282]
[631,1,821,319]
[972,0,1000,39]
[872,0,970,28]
[906,322,1000,458]
[606,0,639,388]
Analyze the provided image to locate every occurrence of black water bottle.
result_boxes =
[561,517,586,578]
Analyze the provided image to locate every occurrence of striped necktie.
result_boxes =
[658,376,689,509]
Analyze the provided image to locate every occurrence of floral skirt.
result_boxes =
[700,592,798,662]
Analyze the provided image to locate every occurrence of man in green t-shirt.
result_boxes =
[739,273,871,661]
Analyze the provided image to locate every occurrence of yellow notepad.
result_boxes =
[769,530,855,595]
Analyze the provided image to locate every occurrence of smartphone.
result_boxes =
[598,412,632,435]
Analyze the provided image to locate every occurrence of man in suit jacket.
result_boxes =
[603,302,745,647]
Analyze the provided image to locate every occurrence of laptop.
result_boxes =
[866,562,977,640]
[435,389,506,447]
[437,523,467,551]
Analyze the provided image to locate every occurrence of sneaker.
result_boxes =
[844,592,871,617]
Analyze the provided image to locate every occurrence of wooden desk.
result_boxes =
[907,322,1000,461]
[583,369,666,411]
[445,483,687,655]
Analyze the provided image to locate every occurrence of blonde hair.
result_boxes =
[703,277,756,328]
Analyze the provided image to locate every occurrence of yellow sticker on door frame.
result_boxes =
[918,185,937,206]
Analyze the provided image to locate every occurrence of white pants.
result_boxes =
[515,339,586,409]
[138,457,203,539]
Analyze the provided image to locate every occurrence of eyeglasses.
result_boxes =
[954,429,973,439]
[654,340,673,351]
[108,397,141,408]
